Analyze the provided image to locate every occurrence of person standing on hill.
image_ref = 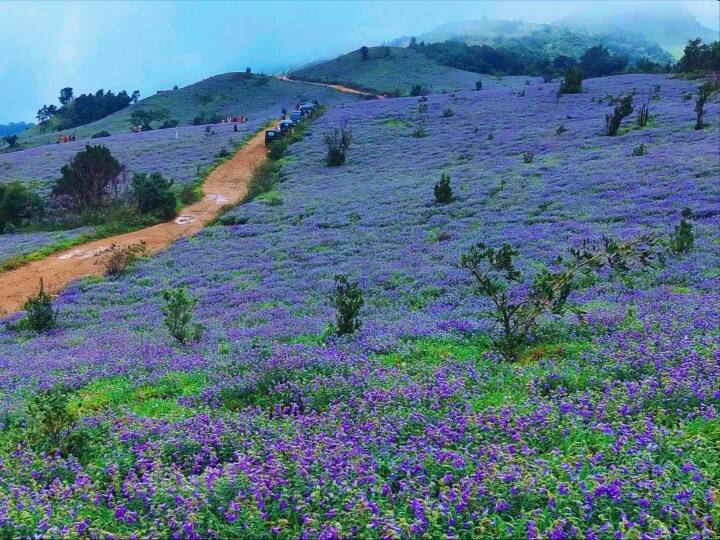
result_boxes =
[174,128,179,139]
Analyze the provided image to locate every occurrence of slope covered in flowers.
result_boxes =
[0,74,718,538]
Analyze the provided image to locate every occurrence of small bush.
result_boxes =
[27,385,75,445]
[475,80,483,90]
[0,181,44,233]
[559,69,583,94]
[605,94,634,136]
[101,241,147,276]
[412,118,427,138]
[458,236,658,360]
[555,124,567,135]
[159,119,179,129]
[324,122,352,166]
[131,171,177,219]
[522,151,534,164]
[91,130,111,139]
[331,274,364,336]
[410,84,429,97]
[434,172,453,204]
[161,287,203,345]
[631,143,648,156]
[637,95,650,127]
[216,147,231,158]
[267,138,289,160]
[442,107,454,118]
[22,278,57,332]
[670,207,694,254]
[695,82,713,130]
[418,102,428,114]
[487,132,495,140]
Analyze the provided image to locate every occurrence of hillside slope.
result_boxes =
[0,74,717,537]
[17,73,360,149]
[290,46,533,95]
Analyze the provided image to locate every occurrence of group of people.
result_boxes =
[55,134,76,144]
[220,115,247,124]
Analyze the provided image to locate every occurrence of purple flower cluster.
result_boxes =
[0,74,717,537]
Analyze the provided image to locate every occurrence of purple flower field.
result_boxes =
[0,74,718,538]
[0,226,95,266]
[0,121,264,192]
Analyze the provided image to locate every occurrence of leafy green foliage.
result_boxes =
[0,181,44,233]
[22,278,57,333]
[52,144,124,211]
[324,122,352,166]
[434,172,453,204]
[26,385,76,447]
[410,84,429,97]
[676,38,720,74]
[458,236,657,359]
[131,171,177,219]
[412,118,427,138]
[670,207,694,254]
[161,287,203,345]
[522,151,535,163]
[331,274,364,336]
[555,124,567,135]
[131,108,168,130]
[559,69,583,94]
[475,80,483,90]
[1,134,19,148]
[580,45,628,77]
[631,143,648,156]
[90,130,111,138]
[605,94,634,136]
[442,107,454,118]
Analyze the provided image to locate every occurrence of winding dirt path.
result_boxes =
[278,75,386,99]
[0,128,270,316]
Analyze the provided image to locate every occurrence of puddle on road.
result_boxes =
[175,215,196,225]
[58,247,108,260]
[207,194,229,204]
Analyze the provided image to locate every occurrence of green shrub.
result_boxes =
[522,151,534,163]
[695,82,714,130]
[0,181,44,233]
[22,278,57,332]
[670,207,694,254]
[631,143,648,156]
[442,107,454,118]
[332,274,364,336]
[559,69,583,94]
[159,119,179,129]
[27,385,75,447]
[637,95,650,127]
[410,84,429,97]
[52,145,123,211]
[161,287,203,345]
[605,94,634,136]
[555,124,567,135]
[90,130,111,139]
[131,171,177,219]
[475,80,483,90]
[268,138,289,160]
[458,236,658,360]
[434,172,453,204]
[412,118,427,138]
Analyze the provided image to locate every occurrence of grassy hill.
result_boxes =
[0,73,717,537]
[290,46,532,96]
[16,73,360,149]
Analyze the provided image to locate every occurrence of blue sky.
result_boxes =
[1,0,717,123]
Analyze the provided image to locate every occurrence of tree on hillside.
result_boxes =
[52,145,124,212]
[676,38,720,73]
[580,45,628,77]
[408,37,418,49]
[360,46,369,61]
[59,87,74,106]
[36,105,57,131]
[0,182,44,233]
[131,90,140,104]
[130,109,167,131]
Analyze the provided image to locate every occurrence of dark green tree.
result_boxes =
[52,145,124,211]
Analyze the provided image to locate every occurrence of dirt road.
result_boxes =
[0,128,269,316]
[278,75,386,99]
